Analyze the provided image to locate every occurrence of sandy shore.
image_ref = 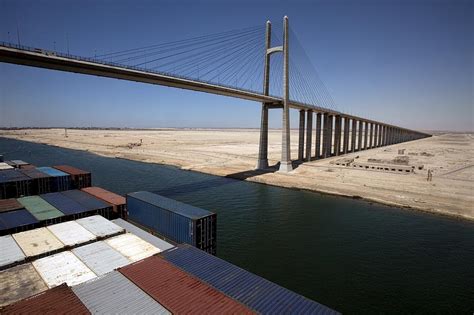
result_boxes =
[1,128,473,220]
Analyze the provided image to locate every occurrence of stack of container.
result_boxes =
[17,196,64,224]
[62,190,113,219]
[0,169,32,199]
[127,191,217,255]
[19,168,52,195]
[54,165,91,189]
[36,167,72,192]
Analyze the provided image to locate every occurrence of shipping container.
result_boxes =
[11,160,29,168]
[119,255,254,314]
[127,191,217,254]
[1,283,90,314]
[19,164,36,170]
[12,227,65,258]
[0,169,32,199]
[76,215,124,238]
[33,251,97,288]
[61,190,113,219]
[54,165,92,189]
[73,271,170,315]
[36,166,72,192]
[112,218,174,252]
[0,235,26,269]
[0,162,14,170]
[82,187,126,218]
[0,209,39,236]
[41,191,89,218]
[47,221,96,247]
[0,263,48,307]
[161,244,338,314]
[0,198,23,213]
[20,168,52,195]
[72,241,130,276]
[17,195,64,222]
[105,233,160,262]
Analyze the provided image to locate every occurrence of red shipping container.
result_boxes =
[82,187,127,219]
[120,255,254,314]
[53,165,91,189]
[1,284,90,314]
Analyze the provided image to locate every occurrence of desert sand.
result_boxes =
[1,128,473,220]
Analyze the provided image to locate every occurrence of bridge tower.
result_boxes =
[256,16,292,172]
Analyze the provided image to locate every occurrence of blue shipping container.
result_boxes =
[61,190,113,218]
[127,191,216,254]
[0,208,39,235]
[0,170,32,199]
[40,192,89,216]
[36,167,72,192]
[161,245,339,315]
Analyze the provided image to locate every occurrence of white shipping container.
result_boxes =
[72,241,130,276]
[0,162,14,170]
[12,227,64,257]
[47,221,96,247]
[105,233,160,262]
[76,215,124,238]
[0,235,26,268]
[33,251,97,288]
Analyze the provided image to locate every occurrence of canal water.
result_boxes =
[1,137,473,313]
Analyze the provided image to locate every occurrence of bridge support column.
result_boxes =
[322,113,329,158]
[334,115,342,156]
[279,16,292,172]
[306,110,313,161]
[374,124,379,147]
[379,125,384,146]
[351,119,356,152]
[315,112,322,159]
[363,122,369,150]
[367,123,374,149]
[256,104,269,169]
[357,120,362,151]
[328,115,334,156]
[343,117,349,154]
[298,110,305,161]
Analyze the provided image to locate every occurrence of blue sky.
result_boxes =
[0,0,472,131]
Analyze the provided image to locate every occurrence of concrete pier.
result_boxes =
[364,122,369,150]
[315,112,322,159]
[343,117,349,154]
[351,119,356,152]
[306,110,313,161]
[328,115,334,156]
[334,115,342,156]
[357,120,362,151]
[298,109,305,161]
[279,16,292,172]
[374,124,378,148]
[368,123,374,148]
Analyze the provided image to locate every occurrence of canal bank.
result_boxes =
[1,137,473,314]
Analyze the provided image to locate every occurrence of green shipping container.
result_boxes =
[17,196,64,221]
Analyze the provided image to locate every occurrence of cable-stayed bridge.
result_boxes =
[0,16,430,172]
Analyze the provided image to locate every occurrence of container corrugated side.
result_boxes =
[54,165,92,189]
[61,190,113,219]
[127,192,216,254]
[72,271,170,315]
[41,192,89,216]
[0,199,23,213]
[76,215,124,238]
[119,255,254,314]
[0,263,48,307]
[0,169,32,199]
[12,227,65,258]
[0,235,26,269]
[72,241,130,276]
[19,168,52,195]
[105,233,159,262]
[161,244,339,315]
[17,196,64,221]
[1,283,89,314]
[0,209,39,235]
[36,167,72,192]
[112,218,174,252]
[33,251,97,288]
[47,221,96,247]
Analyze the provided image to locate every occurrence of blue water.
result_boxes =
[1,137,473,313]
